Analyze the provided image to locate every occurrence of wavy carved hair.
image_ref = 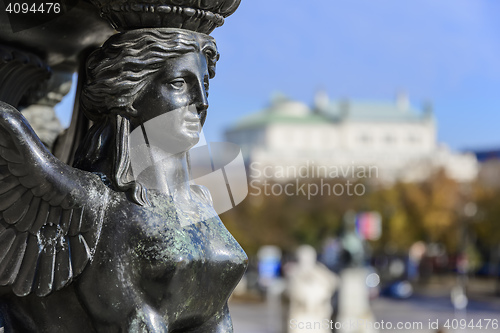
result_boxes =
[74,28,219,206]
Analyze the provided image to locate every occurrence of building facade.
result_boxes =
[225,93,477,183]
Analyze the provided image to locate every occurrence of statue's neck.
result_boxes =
[75,117,195,203]
[149,150,191,199]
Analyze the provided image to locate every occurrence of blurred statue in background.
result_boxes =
[336,212,377,333]
[287,245,338,333]
[340,210,367,268]
[0,1,247,332]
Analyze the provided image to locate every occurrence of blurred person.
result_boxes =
[408,241,426,281]
[321,237,344,274]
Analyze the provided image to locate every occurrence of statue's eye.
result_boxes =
[169,79,186,90]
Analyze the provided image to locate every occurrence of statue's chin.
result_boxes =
[182,131,201,150]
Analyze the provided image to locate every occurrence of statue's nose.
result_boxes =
[193,82,209,114]
[197,98,209,114]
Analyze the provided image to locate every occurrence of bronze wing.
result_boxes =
[0,101,109,297]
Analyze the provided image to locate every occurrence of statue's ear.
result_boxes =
[127,106,139,118]
[110,105,138,119]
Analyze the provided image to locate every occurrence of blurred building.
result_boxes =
[225,92,478,183]
[473,149,500,188]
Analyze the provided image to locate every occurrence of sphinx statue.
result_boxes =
[0,1,247,332]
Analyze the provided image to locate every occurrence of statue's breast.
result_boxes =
[127,191,247,325]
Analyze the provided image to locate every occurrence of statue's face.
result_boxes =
[131,51,209,153]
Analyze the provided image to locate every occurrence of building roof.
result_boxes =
[227,95,331,131]
[322,100,431,123]
[227,93,433,132]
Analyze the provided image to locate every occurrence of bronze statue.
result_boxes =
[0,1,246,332]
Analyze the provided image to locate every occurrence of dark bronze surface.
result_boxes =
[0,45,51,107]
[0,0,114,70]
[0,0,246,331]
[90,0,241,33]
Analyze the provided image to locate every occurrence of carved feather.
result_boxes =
[3,190,32,225]
[16,196,40,232]
[0,101,110,297]
[0,232,28,285]
[12,234,40,296]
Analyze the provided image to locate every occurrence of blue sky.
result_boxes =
[57,0,500,151]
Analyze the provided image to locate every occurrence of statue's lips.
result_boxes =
[183,118,201,131]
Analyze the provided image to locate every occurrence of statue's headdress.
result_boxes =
[90,0,241,34]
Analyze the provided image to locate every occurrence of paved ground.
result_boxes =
[371,295,500,333]
[230,287,500,333]
[230,301,272,333]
